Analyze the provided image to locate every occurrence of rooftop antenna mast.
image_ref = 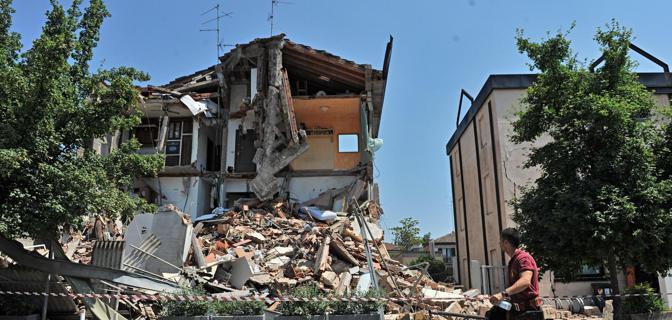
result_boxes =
[200,3,233,61]
[269,0,293,36]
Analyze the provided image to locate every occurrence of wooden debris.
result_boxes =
[330,235,359,265]
[313,235,331,273]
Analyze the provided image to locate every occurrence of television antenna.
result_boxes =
[268,0,294,36]
[200,4,234,60]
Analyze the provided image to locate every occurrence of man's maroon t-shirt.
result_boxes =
[508,248,539,304]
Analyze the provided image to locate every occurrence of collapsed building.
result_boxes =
[93,34,393,217]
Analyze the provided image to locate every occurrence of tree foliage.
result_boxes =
[390,217,422,252]
[0,0,163,239]
[512,20,672,292]
[620,283,665,315]
[411,255,452,283]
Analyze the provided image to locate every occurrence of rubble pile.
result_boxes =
[42,194,469,316]
[179,200,455,303]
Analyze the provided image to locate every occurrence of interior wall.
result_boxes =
[142,177,200,217]
[197,178,212,215]
[287,176,357,203]
[292,97,361,170]
[226,84,249,171]
[291,135,335,170]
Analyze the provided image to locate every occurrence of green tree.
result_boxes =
[511,20,672,308]
[410,255,451,283]
[390,217,422,251]
[422,232,432,246]
[0,0,163,239]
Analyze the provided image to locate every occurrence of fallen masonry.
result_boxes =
[0,200,613,319]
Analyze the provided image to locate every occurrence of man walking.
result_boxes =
[487,228,542,320]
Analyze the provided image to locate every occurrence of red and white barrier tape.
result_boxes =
[0,291,668,303]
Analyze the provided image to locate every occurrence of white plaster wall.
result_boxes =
[659,272,672,308]
[288,176,357,203]
[226,84,249,171]
[494,90,671,227]
[143,177,201,218]
[489,89,667,298]
[223,176,357,203]
[492,89,552,228]
[197,178,211,216]
[538,271,626,298]
[226,118,241,170]
[224,179,251,194]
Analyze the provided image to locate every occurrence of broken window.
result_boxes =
[164,118,193,167]
[338,134,359,153]
[133,118,159,148]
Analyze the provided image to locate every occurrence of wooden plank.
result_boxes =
[329,236,359,265]
[313,235,331,273]
[281,68,299,144]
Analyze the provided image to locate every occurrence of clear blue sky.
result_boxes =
[9,0,672,239]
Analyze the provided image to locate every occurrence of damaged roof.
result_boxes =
[150,34,392,137]
[160,34,388,93]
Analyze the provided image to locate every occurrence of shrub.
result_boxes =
[210,300,266,316]
[620,283,665,315]
[159,287,211,317]
[330,289,384,315]
[159,286,265,316]
[410,255,451,282]
[278,284,329,317]
[278,284,385,317]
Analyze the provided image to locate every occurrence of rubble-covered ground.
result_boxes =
[0,199,610,319]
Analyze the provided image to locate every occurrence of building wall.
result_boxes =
[226,84,250,171]
[142,177,204,218]
[287,176,358,203]
[222,176,357,204]
[450,149,470,286]
[197,178,213,215]
[660,272,672,308]
[491,89,550,228]
[291,97,362,170]
[459,124,488,270]
[450,87,671,296]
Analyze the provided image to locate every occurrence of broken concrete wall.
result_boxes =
[222,176,357,204]
[249,39,309,200]
[124,206,193,275]
[288,176,358,203]
[140,177,210,217]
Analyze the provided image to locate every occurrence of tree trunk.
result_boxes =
[608,254,622,320]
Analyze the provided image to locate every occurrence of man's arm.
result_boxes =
[489,271,533,304]
[506,270,533,294]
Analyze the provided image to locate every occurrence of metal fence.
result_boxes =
[480,265,508,295]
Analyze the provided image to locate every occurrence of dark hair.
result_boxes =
[501,228,521,247]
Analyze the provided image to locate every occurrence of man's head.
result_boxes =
[500,227,521,255]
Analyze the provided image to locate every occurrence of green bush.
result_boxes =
[210,300,266,316]
[278,284,384,317]
[159,286,265,316]
[0,294,40,316]
[330,289,384,315]
[410,255,451,282]
[278,284,329,317]
[621,283,665,315]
